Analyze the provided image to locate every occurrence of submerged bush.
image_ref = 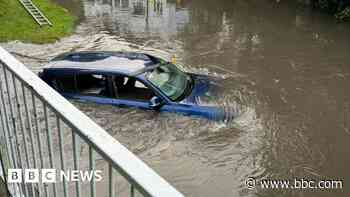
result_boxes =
[335,6,350,19]
[311,0,350,20]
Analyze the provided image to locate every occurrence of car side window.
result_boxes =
[52,74,76,93]
[76,73,111,97]
[112,75,155,101]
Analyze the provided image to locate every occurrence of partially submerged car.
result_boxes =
[39,51,232,121]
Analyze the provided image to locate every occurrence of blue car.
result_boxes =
[39,51,232,121]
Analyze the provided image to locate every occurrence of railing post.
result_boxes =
[43,103,57,197]
[108,164,114,197]
[0,147,10,197]
[21,83,39,197]
[57,117,68,197]
[31,93,47,197]
[0,79,17,195]
[72,131,81,197]
[89,147,96,197]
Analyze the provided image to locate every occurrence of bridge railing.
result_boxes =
[0,46,184,197]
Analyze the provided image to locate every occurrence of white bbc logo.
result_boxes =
[7,169,22,183]
[7,169,103,183]
[8,169,56,183]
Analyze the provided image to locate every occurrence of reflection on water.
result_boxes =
[83,0,190,43]
[2,0,350,196]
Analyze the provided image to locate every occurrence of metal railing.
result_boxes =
[0,46,184,197]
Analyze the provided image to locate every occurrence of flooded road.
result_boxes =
[2,0,350,196]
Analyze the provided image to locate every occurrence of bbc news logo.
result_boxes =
[7,169,103,183]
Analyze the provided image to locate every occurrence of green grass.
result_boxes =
[0,0,76,43]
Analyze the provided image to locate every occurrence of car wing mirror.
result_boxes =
[149,96,163,109]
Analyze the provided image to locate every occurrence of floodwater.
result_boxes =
[2,0,350,196]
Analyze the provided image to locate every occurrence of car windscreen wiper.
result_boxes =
[129,63,161,77]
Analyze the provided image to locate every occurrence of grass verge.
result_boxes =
[0,0,76,43]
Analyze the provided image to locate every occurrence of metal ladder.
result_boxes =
[18,0,52,26]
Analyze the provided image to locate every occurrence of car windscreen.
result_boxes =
[146,63,190,101]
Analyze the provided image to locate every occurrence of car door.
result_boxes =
[74,71,116,105]
[110,74,157,110]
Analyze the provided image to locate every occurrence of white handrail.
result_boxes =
[0,46,184,197]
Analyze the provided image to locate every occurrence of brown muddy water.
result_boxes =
[2,0,350,196]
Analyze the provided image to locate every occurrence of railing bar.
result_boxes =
[0,79,14,165]
[2,63,42,196]
[2,66,15,132]
[0,87,9,171]
[31,92,46,197]
[72,130,81,197]
[57,117,68,197]
[10,73,147,194]
[11,72,29,167]
[14,75,163,197]
[56,111,154,197]
[21,83,36,166]
[43,102,57,197]
[24,81,167,197]
[0,48,184,197]
[12,72,31,197]
[3,66,25,197]
[0,79,16,194]
[64,118,151,197]
[131,185,135,197]
[108,163,114,197]
[89,146,96,197]
[22,82,39,197]
[0,144,8,184]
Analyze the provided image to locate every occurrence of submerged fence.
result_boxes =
[0,46,184,197]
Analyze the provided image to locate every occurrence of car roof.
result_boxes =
[44,51,160,75]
